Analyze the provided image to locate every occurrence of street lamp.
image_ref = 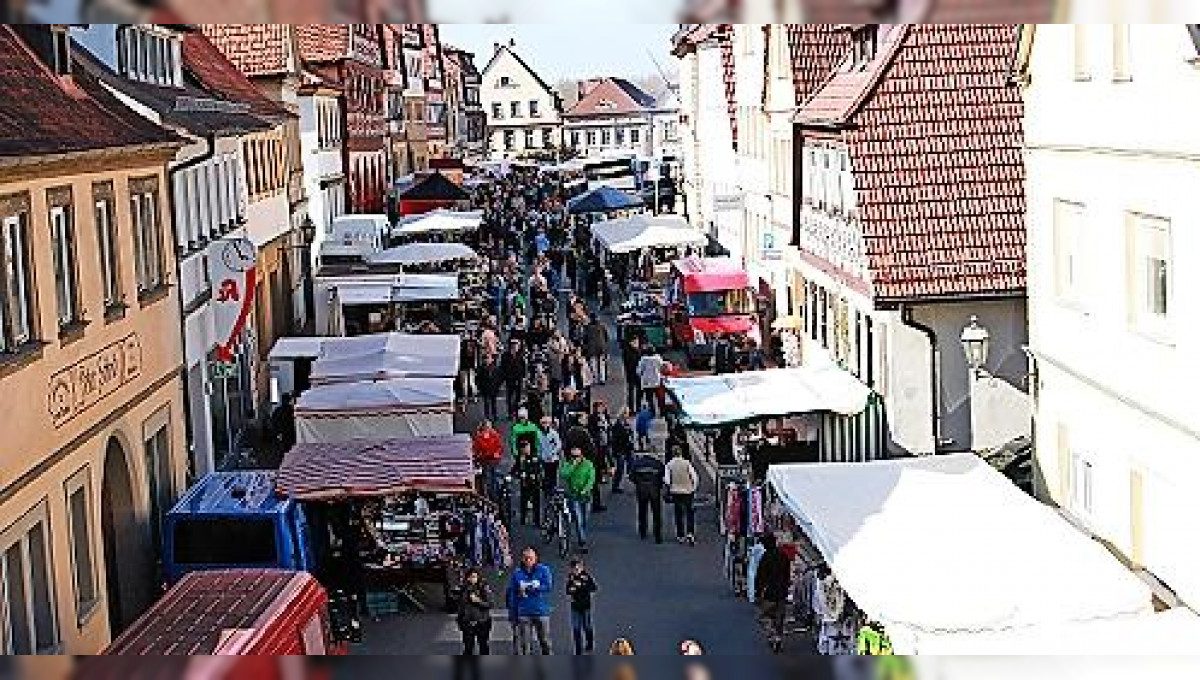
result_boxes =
[961,315,991,378]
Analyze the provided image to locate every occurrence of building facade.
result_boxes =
[563,77,662,161]
[1018,23,1200,609]
[0,25,186,652]
[789,24,1031,460]
[480,40,562,160]
[421,24,448,160]
[442,45,487,160]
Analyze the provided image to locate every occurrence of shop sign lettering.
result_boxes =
[48,334,142,428]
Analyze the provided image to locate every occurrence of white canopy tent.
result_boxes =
[664,366,872,428]
[913,608,1200,655]
[590,214,706,254]
[310,333,460,384]
[766,454,1153,654]
[391,209,483,237]
[365,242,479,267]
[294,377,455,443]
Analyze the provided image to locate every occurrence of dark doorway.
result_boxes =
[100,437,152,636]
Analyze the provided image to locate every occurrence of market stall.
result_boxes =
[276,436,511,613]
[366,242,480,269]
[294,378,455,443]
[391,209,482,243]
[590,214,705,255]
[392,172,470,218]
[270,333,461,398]
[765,454,1153,654]
[567,184,644,215]
[315,273,462,336]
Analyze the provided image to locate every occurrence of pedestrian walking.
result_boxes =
[665,449,700,545]
[635,347,666,417]
[627,452,666,543]
[713,333,736,375]
[621,335,642,410]
[559,446,597,553]
[537,416,563,500]
[512,437,543,528]
[501,340,527,419]
[472,420,504,502]
[506,548,553,655]
[754,534,792,653]
[477,355,502,422]
[566,558,599,655]
[634,405,654,452]
[457,568,494,655]
[609,408,635,494]
[583,314,610,384]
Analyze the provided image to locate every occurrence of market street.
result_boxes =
[356,310,788,656]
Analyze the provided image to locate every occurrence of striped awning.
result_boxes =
[277,436,476,501]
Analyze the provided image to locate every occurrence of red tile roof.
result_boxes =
[717,25,737,150]
[295,24,350,64]
[787,24,854,106]
[0,27,181,159]
[923,0,1055,21]
[199,24,292,77]
[800,24,1026,301]
[564,77,657,118]
[796,26,908,126]
[182,32,292,120]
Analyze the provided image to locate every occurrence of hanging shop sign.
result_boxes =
[209,237,258,363]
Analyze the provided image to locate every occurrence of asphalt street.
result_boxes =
[355,311,774,657]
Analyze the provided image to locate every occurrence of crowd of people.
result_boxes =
[452,166,707,656]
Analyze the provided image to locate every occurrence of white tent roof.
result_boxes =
[269,337,328,361]
[664,366,872,427]
[392,209,482,236]
[913,608,1200,655]
[295,377,453,412]
[590,214,706,254]
[766,454,1152,653]
[308,333,460,382]
[366,242,479,266]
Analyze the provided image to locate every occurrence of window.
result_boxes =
[1,504,58,654]
[130,178,165,296]
[51,28,71,76]
[491,102,503,119]
[1052,200,1085,306]
[499,76,512,87]
[1071,453,1094,516]
[503,129,515,150]
[601,128,612,145]
[630,128,641,144]
[510,101,521,118]
[48,193,79,328]
[172,518,279,566]
[1113,24,1132,82]
[118,26,180,87]
[524,129,536,148]
[529,100,540,117]
[852,26,878,68]
[542,129,553,148]
[1127,213,1171,336]
[144,420,173,575]
[615,127,626,145]
[1073,25,1090,81]
[65,468,97,623]
[1,196,36,351]
[93,183,121,309]
[586,130,597,146]
[571,130,581,147]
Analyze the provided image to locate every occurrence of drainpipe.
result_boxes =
[901,305,943,455]
[165,133,216,483]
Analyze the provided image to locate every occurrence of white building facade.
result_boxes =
[480,41,562,159]
[1019,23,1200,608]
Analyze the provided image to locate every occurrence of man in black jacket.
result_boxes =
[621,335,642,410]
[713,333,737,375]
[501,339,527,419]
[477,355,502,422]
[755,533,792,653]
[627,453,665,543]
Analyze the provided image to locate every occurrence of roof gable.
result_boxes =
[788,24,854,107]
[182,32,291,121]
[199,24,292,77]
[480,44,556,100]
[565,77,656,118]
[831,24,1027,301]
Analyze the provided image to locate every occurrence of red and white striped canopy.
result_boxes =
[277,436,476,501]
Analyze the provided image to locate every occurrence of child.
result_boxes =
[635,404,654,452]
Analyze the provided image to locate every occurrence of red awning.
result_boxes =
[277,436,476,501]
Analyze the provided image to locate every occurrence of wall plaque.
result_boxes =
[48,334,142,428]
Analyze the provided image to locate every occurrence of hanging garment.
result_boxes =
[748,486,766,535]
[724,484,744,535]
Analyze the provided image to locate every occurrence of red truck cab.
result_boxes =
[667,257,761,367]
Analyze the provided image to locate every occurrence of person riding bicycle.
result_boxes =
[559,446,596,554]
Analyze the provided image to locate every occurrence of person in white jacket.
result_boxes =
[664,448,700,545]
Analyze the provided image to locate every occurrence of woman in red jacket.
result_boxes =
[473,420,504,501]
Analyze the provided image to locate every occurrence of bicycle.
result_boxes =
[541,488,574,560]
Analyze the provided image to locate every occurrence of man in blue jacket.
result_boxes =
[506,547,554,654]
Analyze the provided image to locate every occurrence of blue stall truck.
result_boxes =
[163,471,317,584]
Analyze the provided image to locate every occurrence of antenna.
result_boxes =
[646,48,675,92]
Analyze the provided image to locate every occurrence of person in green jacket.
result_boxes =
[559,446,596,553]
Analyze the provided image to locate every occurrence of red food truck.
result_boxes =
[667,257,761,367]
[103,569,349,656]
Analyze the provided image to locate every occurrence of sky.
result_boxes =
[438,24,680,83]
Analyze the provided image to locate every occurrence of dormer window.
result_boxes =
[852,26,879,69]
[499,76,513,87]
[597,99,616,110]
[118,25,182,87]
[51,27,71,76]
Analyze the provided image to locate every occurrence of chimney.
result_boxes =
[508,38,516,48]
[494,42,501,54]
